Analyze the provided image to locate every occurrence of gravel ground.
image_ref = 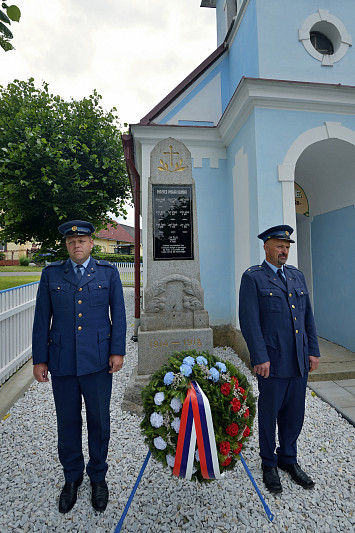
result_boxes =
[1,287,354,533]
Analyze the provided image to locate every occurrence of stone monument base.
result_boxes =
[137,326,213,375]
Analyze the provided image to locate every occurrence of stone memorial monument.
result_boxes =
[138,137,213,375]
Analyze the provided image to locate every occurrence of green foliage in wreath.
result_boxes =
[141,350,256,483]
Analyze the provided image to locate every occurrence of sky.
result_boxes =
[1,1,216,227]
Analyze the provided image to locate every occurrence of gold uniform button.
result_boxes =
[270,292,273,296]
[99,285,102,289]
[78,313,82,317]
[78,287,83,292]
[296,329,299,333]
[292,305,295,309]
[294,317,297,321]
[78,300,82,304]
[289,293,292,297]
[78,326,82,331]
[57,287,61,290]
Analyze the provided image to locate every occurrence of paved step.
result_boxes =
[308,337,355,382]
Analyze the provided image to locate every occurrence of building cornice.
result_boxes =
[219,77,355,145]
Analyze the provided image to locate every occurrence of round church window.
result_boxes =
[310,31,334,55]
[299,11,352,66]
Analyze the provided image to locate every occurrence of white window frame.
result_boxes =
[298,10,352,66]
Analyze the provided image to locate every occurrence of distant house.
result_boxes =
[94,222,142,256]
[0,240,38,264]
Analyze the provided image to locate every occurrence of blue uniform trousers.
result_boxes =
[51,369,112,482]
[257,374,308,467]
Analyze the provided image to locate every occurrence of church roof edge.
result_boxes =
[139,42,227,126]
[200,1,216,7]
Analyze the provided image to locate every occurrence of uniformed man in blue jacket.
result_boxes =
[239,225,320,494]
[32,220,126,513]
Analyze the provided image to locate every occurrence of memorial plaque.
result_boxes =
[153,184,193,260]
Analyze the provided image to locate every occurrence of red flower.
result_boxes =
[243,408,250,419]
[231,377,239,389]
[221,383,231,396]
[233,442,243,455]
[243,426,250,438]
[226,423,239,436]
[222,455,232,467]
[219,441,230,455]
[230,397,241,413]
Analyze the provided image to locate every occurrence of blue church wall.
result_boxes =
[257,0,355,86]
[227,0,259,109]
[192,158,234,325]
[311,205,355,352]
[158,56,229,126]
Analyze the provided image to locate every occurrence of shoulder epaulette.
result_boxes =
[43,260,65,270]
[244,264,264,274]
[286,265,300,271]
[95,260,115,268]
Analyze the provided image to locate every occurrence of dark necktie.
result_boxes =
[75,265,83,280]
[277,268,286,286]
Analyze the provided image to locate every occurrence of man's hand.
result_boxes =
[109,355,124,373]
[33,363,49,383]
[309,356,319,373]
[254,361,270,378]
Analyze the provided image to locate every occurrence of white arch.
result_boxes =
[277,122,355,265]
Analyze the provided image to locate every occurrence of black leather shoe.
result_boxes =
[59,474,83,513]
[262,464,282,493]
[278,461,315,489]
[91,480,109,512]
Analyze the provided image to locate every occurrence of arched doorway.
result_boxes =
[279,123,355,352]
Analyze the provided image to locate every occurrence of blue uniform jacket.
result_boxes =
[239,261,320,378]
[32,257,126,376]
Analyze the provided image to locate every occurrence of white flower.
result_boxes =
[154,392,165,406]
[195,449,200,462]
[171,417,181,433]
[150,412,163,428]
[170,397,182,413]
[154,436,167,450]
[166,454,175,468]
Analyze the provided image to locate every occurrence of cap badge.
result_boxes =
[285,231,289,236]
[72,225,77,231]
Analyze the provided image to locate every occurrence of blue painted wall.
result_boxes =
[312,206,355,352]
[257,0,355,85]
[226,1,259,108]
[193,158,234,325]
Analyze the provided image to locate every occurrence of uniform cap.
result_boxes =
[258,224,295,243]
[58,220,95,237]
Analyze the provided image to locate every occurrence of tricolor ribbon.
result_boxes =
[173,381,221,480]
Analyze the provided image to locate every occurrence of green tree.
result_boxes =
[0,2,21,51]
[0,78,131,249]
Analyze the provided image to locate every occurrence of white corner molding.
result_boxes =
[299,10,352,66]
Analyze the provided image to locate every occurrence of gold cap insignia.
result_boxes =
[72,225,77,231]
[285,231,289,236]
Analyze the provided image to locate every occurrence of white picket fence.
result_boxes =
[114,262,143,287]
[0,263,142,385]
[0,281,39,385]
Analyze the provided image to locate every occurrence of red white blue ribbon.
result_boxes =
[173,381,221,480]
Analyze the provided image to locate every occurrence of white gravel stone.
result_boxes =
[1,287,355,532]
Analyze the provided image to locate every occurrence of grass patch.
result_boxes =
[0,266,43,272]
[0,276,41,291]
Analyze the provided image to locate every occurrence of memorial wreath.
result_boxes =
[141,350,256,482]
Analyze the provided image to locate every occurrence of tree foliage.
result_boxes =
[0,78,131,248]
[0,2,21,51]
